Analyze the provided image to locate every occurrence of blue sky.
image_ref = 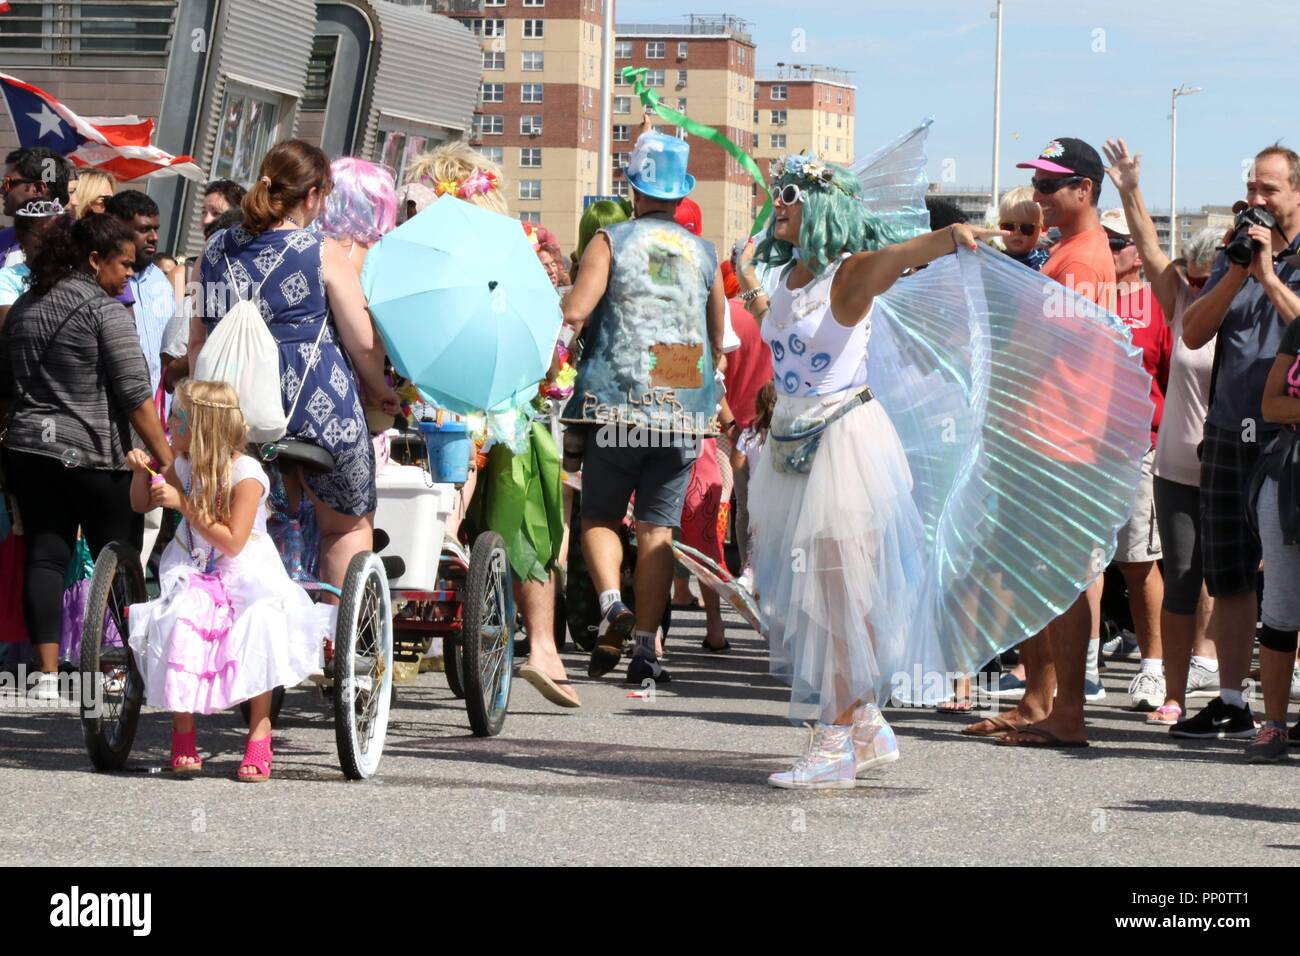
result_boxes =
[616,0,1300,211]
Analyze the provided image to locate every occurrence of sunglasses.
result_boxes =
[775,182,807,206]
[2,176,37,193]
[1108,235,1135,252]
[1031,175,1086,195]
[999,222,1038,237]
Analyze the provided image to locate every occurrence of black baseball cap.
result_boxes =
[1017,137,1105,183]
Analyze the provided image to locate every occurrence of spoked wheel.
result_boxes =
[459,531,514,737]
[444,638,465,699]
[79,541,146,772]
[332,552,394,780]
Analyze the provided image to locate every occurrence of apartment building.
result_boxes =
[613,14,756,259]
[451,0,605,253]
[753,65,854,167]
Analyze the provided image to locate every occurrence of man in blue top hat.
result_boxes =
[560,117,727,685]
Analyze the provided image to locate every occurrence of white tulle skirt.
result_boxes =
[749,391,950,722]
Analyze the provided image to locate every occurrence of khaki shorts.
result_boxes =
[1115,448,1162,563]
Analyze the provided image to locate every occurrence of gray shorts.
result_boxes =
[581,435,699,527]
[1257,476,1300,631]
[1115,449,1162,562]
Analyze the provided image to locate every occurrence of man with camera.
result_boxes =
[1176,144,1300,739]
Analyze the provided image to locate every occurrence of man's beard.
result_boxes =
[135,252,153,273]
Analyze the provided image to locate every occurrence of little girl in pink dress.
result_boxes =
[127,380,331,782]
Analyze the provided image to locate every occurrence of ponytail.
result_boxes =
[242,139,333,236]
[28,213,133,296]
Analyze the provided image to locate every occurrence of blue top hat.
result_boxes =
[624,131,696,200]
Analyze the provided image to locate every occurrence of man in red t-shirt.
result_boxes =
[968,137,1116,748]
[1102,206,1174,710]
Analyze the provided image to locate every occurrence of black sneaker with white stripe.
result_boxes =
[1168,697,1257,740]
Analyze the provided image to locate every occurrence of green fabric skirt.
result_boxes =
[466,421,564,583]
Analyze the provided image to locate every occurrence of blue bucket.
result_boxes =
[419,418,472,485]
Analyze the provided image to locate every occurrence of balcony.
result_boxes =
[616,15,753,43]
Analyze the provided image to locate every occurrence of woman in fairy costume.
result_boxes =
[735,154,1006,789]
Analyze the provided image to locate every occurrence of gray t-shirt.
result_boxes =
[0,271,153,471]
[1203,233,1300,434]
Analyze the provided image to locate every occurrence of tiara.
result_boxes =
[769,154,852,196]
[189,397,240,409]
[424,169,498,200]
[16,199,64,218]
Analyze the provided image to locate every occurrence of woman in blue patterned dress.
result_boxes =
[193,140,399,593]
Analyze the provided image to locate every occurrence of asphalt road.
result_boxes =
[2,606,1297,867]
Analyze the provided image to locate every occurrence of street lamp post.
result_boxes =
[990,0,1003,221]
[1169,84,1202,258]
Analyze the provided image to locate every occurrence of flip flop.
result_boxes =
[961,714,1023,737]
[519,664,582,709]
[997,725,1090,748]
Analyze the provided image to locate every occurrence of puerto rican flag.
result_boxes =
[0,72,204,182]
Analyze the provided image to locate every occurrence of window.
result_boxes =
[771,110,787,125]
[523,19,544,38]
[771,134,786,149]
[615,69,629,87]
[614,96,632,114]
[479,146,504,165]
[615,40,632,58]
[771,84,787,101]
[519,180,542,201]
[302,35,339,112]
[586,87,593,108]
[0,0,178,68]
[378,130,432,190]
[477,114,504,136]
[485,0,505,5]
[522,51,544,70]
[614,179,631,199]
[520,211,541,225]
[836,113,843,129]
[677,41,688,59]
[613,153,629,173]
[676,98,686,113]
[483,50,504,70]
[738,47,747,64]
[212,87,281,184]
[480,82,504,103]
[837,90,844,105]
[520,147,542,168]
[613,124,629,142]
[520,114,543,135]
[585,118,593,139]
[522,82,544,103]
[524,0,546,6]
[646,69,665,87]
[753,108,759,124]
[646,41,665,59]
[676,70,688,88]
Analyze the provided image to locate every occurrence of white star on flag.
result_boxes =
[27,103,63,140]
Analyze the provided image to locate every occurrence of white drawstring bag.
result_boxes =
[194,249,325,444]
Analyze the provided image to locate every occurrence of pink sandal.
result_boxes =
[171,728,202,773]
[236,734,273,783]
[1147,703,1183,725]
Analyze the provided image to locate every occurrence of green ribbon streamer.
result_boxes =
[621,65,772,237]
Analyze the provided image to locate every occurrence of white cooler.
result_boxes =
[374,464,459,592]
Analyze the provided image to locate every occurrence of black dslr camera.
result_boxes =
[1224,205,1278,266]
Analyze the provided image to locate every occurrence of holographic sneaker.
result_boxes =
[767,723,857,790]
[852,703,899,779]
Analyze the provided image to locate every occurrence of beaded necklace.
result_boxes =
[180,467,223,575]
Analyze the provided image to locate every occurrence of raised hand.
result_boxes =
[1103,138,1141,193]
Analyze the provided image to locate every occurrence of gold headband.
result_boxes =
[188,397,240,410]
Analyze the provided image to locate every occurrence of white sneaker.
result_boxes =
[1290,663,1300,703]
[1083,678,1107,702]
[851,704,899,778]
[768,723,857,790]
[1127,670,1166,710]
[27,671,61,702]
[1186,662,1220,699]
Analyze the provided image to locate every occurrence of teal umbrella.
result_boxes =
[360,195,561,416]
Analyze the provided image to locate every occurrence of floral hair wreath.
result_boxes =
[426,169,499,200]
[769,153,853,197]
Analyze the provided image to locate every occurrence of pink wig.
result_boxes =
[319,157,397,245]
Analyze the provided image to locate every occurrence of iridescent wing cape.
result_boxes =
[747,120,1151,702]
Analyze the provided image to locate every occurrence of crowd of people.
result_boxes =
[0,113,1298,786]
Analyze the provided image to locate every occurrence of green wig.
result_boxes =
[753,156,902,276]
[576,199,629,260]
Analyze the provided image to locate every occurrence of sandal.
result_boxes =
[961,714,1025,737]
[936,698,975,714]
[237,734,273,783]
[171,728,202,773]
[1146,703,1183,725]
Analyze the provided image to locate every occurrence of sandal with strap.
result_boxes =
[237,733,273,783]
[171,728,202,773]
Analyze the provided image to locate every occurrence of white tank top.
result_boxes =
[763,254,873,397]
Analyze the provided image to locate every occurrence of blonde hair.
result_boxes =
[73,171,116,219]
[403,141,509,216]
[175,379,249,526]
[998,186,1042,225]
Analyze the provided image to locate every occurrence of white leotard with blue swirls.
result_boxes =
[763,254,873,397]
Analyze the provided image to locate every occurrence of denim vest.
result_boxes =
[564,215,718,435]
